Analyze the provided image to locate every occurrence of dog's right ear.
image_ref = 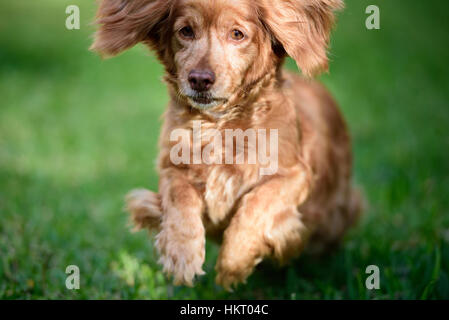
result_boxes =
[90,0,172,57]
[258,0,343,77]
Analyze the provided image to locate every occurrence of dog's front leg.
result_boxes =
[155,169,206,286]
[215,165,311,290]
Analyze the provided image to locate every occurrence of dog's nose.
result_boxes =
[188,70,215,92]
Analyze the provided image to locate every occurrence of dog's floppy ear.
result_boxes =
[90,0,172,57]
[259,0,343,76]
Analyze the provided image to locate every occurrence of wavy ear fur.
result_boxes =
[258,0,343,76]
[90,0,172,57]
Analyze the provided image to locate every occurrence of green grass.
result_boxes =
[1,0,448,299]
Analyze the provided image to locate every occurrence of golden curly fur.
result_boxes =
[91,0,361,290]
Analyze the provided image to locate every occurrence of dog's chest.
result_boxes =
[196,164,259,226]
[169,120,274,224]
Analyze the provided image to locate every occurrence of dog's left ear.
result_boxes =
[90,0,172,57]
[258,0,343,76]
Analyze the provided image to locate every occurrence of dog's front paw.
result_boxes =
[126,189,162,231]
[155,228,205,286]
[215,254,260,291]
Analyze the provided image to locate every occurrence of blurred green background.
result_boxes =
[1,0,448,299]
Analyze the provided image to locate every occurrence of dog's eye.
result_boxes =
[230,29,245,41]
[179,26,194,39]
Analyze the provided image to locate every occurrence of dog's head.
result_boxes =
[91,0,342,110]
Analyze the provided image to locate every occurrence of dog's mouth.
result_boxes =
[187,93,227,108]
[191,94,213,105]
